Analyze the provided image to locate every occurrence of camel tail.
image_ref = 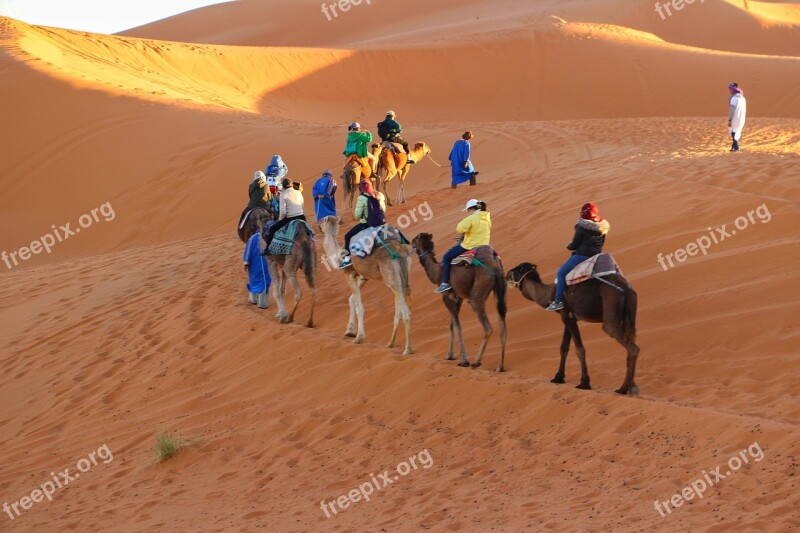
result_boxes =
[302,231,316,286]
[494,269,507,318]
[623,284,637,343]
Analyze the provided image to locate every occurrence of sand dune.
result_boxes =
[1,0,799,531]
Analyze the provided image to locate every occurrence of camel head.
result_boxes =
[414,142,431,156]
[506,262,541,288]
[411,233,435,258]
[317,216,339,237]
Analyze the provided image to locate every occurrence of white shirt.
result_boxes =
[729,94,747,133]
[279,188,304,220]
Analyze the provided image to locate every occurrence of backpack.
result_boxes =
[377,121,390,141]
[364,194,386,227]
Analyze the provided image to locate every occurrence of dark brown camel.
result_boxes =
[506,262,639,395]
[238,207,270,243]
[411,233,507,371]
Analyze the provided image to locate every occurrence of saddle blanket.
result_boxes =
[565,253,622,286]
[268,219,315,256]
[381,141,404,153]
[451,247,502,267]
[349,225,408,258]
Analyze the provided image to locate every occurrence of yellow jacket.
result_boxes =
[456,210,491,249]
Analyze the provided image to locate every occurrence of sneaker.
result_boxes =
[338,256,352,269]
[546,301,564,312]
[434,283,452,293]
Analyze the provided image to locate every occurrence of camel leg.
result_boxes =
[563,316,590,389]
[270,264,288,322]
[616,342,640,395]
[388,298,400,349]
[447,318,455,360]
[551,328,571,384]
[398,290,412,356]
[352,280,366,344]
[305,279,316,329]
[444,297,468,365]
[345,292,357,337]
[285,272,301,324]
[495,314,507,373]
[470,301,493,369]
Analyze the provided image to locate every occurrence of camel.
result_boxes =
[238,207,270,243]
[411,233,507,371]
[341,155,378,210]
[506,262,639,395]
[374,142,431,206]
[318,216,413,354]
[256,218,316,327]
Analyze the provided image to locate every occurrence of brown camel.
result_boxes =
[411,233,507,371]
[319,216,413,354]
[257,218,316,327]
[375,142,431,206]
[506,262,639,395]
[238,207,270,243]
[341,155,378,210]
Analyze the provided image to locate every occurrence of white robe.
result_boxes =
[729,94,747,140]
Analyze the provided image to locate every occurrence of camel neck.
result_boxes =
[418,251,442,286]
[522,276,553,308]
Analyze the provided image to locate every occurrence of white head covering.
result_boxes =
[463,199,480,211]
[254,170,266,181]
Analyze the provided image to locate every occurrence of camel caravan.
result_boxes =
[237,113,641,395]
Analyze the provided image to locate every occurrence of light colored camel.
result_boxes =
[374,142,431,205]
[318,216,413,354]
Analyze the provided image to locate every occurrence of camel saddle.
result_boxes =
[381,140,404,154]
[565,253,622,286]
[451,247,502,267]
[344,154,362,166]
[268,219,315,255]
[349,225,409,258]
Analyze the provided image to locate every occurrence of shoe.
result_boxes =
[338,256,352,269]
[434,283,452,293]
[471,171,480,176]
[406,158,416,164]
[546,301,564,311]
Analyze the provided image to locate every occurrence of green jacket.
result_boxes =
[344,131,373,158]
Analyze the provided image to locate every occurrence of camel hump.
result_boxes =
[381,141,404,153]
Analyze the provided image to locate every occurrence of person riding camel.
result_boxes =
[435,199,491,293]
[377,110,415,164]
[344,122,378,178]
[242,170,275,221]
[264,177,306,252]
[338,179,387,269]
[546,202,610,311]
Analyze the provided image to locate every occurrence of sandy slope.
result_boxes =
[1,0,799,531]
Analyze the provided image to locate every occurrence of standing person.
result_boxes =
[243,214,271,309]
[264,177,306,251]
[546,203,610,311]
[343,123,378,177]
[728,82,747,152]
[377,110,415,163]
[313,170,338,222]
[338,180,387,268]
[448,131,479,189]
[434,199,491,293]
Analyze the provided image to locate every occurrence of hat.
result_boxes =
[349,122,360,130]
[386,110,396,117]
[254,170,266,181]
[580,202,600,221]
[463,199,480,211]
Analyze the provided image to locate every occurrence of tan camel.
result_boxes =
[374,142,431,206]
[257,218,316,327]
[411,233,507,371]
[506,262,639,395]
[341,155,378,210]
[318,216,413,354]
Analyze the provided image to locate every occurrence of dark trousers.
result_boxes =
[731,131,740,151]
[441,245,468,284]
[266,215,305,245]
[344,223,370,253]
[388,135,410,154]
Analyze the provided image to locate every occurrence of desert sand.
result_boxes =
[1,0,799,531]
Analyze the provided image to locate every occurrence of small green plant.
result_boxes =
[154,432,187,462]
